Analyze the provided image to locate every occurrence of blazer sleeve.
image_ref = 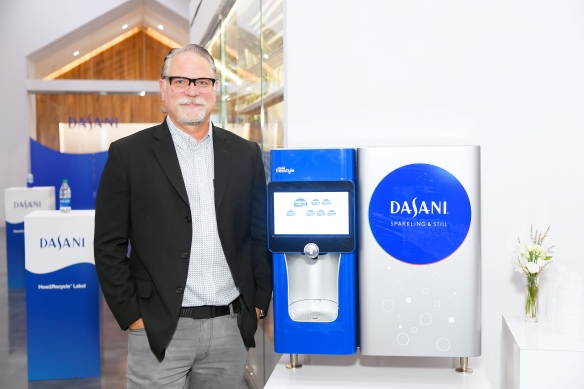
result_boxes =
[94,142,141,330]
[250,143,273,312]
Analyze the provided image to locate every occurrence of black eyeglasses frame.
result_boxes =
[164,76,218,88]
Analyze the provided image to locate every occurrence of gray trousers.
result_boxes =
[127,315,248,389]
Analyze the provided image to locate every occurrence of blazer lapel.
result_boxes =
[151,122,189,206]
[212,125,231,213]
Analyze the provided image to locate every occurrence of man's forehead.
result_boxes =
[169,52,210,69]
[168,52,213,78]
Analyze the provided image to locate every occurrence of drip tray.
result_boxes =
[289,299,338,322]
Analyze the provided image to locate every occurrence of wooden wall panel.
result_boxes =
[56,29,171,80]
[36,94,165,151]
[37,29,175,150]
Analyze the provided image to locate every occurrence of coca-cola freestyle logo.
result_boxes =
[369,164,471,265]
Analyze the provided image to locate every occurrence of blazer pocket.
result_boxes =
[134,278,152,299]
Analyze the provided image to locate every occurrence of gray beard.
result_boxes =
[176,97,206,126]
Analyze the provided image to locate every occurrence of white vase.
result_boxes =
[557,272,583,335]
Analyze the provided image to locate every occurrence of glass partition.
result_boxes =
[204,0,284,387]
[206,0,284,182]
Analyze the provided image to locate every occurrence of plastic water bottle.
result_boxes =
[59,179,71,212]
[27,173,34,188]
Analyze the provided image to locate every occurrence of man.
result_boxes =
[94,44,272,388]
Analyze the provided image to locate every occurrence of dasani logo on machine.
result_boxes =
[369,164,471,265]
[390,198,447,217]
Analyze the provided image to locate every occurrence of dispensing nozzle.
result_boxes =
[304,243,319,260]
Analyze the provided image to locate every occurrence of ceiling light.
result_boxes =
[139,91,146,96]
[122,24,128,29]
[158,24,164,30]
[263,54,269,59]
[73,51,80,56]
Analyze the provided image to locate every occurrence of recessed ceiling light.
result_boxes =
[139,91,146,96]
[263,54,269,59]
[73,51,80,56]
[122,24,128,30]
[158,24,164,30]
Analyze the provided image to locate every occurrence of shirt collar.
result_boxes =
[166,117,213,149]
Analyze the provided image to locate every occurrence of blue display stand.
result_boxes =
[268,149,357,355]
[4,187,55,288]
[24,210,100,380]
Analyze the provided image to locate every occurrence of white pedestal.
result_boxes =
[24,210,100,380]
[265,352,491,388]
[503,314,584,389]
[4,187,55,288]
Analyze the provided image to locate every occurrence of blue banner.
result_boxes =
[30,139,107,210]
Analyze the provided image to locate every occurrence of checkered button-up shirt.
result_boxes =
[167,117,240,306]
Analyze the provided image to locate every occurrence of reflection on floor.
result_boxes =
[0,227,250,389]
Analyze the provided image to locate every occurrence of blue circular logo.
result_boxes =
[369,164,471,265]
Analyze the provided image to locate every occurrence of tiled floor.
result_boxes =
[0,227,250,388]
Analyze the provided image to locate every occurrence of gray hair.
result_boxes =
[160,44,218,79]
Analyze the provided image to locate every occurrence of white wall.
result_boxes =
[0,0,189,227]
[285,1,584,388]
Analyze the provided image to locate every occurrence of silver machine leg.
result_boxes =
[286,354,302,369]
[455,357,473,374]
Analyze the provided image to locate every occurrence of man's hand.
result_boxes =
[255,307,261,322]
[129,318,144,330]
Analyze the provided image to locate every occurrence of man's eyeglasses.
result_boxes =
[165,76,217,94]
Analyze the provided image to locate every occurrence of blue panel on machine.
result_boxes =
[269,149,357,355]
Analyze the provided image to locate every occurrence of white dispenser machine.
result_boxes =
[358,147,481,358]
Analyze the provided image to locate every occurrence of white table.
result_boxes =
[24,210,100,380]
[265,352,491,388]
[503,314,584,389]
[4,187,54,288]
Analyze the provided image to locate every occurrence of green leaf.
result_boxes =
[545,256,553,261]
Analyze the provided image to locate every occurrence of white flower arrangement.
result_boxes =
[512,226,554,276]
[512,226,554,322]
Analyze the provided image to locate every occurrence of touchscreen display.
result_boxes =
[273,191,349,235]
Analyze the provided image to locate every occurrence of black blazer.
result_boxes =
[94,121,272,360]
